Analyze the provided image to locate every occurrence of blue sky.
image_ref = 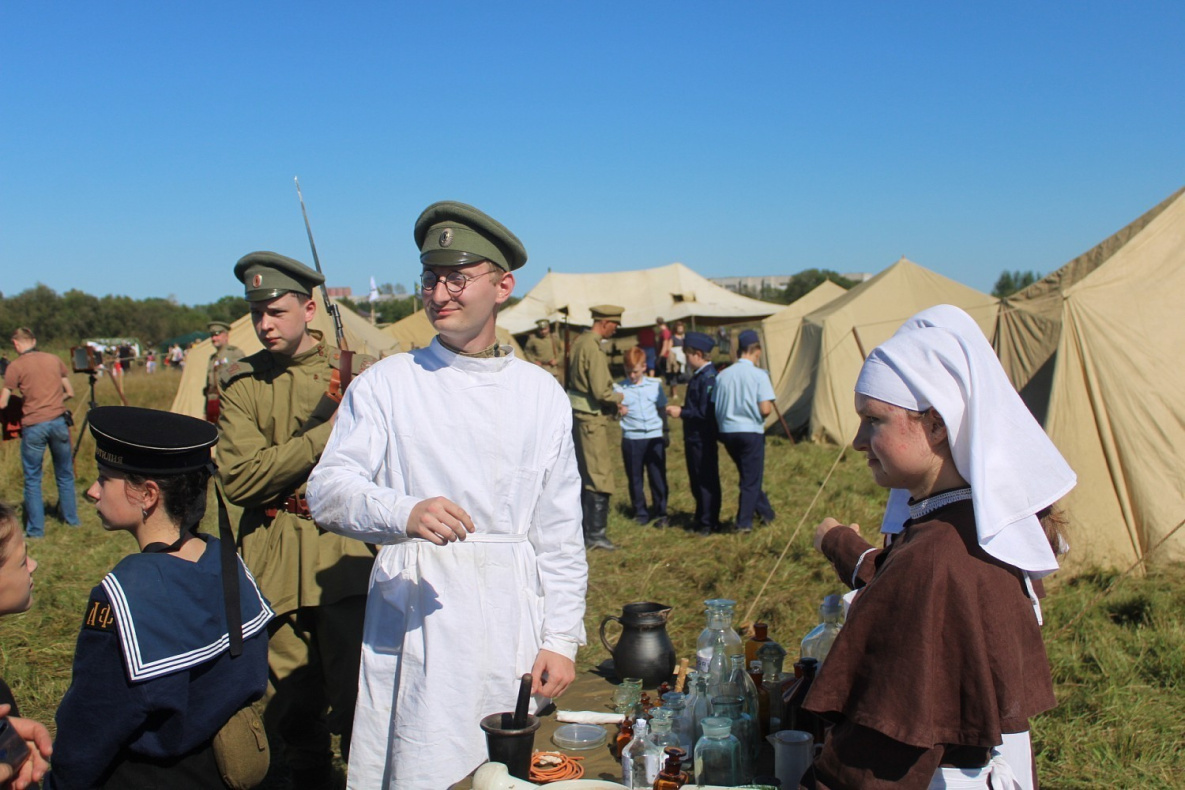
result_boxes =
[2,1,1182,304]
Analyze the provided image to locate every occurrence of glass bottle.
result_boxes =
[622,717,658,788]
[706,630,729,700]
[693,717,741,787]
[614,715,635,760]
[710,695,755,784]
[695,599,744,675]
[782,657,825,743]
[758,640,787,732]
[660,691,694,756]
[748,659,771,738]
[648,708,682,757]
[745,621,771,668]
[800,594,844,665]
[690,675,710,749]
[652,747,689,790]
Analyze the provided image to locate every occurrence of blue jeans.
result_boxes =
[720,432,775,530]
[20,414,80,536]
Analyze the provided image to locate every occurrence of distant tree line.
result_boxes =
[735,269,859,305]
[0,284,248,347]
[992,270,1042,298]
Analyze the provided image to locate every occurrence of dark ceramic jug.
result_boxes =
[599,601,676,688]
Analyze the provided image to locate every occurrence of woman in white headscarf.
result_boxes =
[804,306,1075,790]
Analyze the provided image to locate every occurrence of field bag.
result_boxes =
[212,704,270,789]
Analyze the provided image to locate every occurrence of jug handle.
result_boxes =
[599,614,622,656]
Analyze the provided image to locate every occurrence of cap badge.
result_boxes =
[252,274,263,287]
[439,228,454,247]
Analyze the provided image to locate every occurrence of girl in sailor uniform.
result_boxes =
[46,407,273,789]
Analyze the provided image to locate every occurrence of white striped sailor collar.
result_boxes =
[907,486,973,523]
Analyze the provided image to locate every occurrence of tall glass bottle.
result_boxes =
[695,599,744,675]
[648,708,682,758]
[690,675,710,749]
[758,640,787,732]
[660,692,693,756]
[652,747,689,790]
[710,695,754,784]
[693,717,741,787]
[800,594,843,665]
[748,660,771,737]
[622,717,658,788]
[726,655,761,765]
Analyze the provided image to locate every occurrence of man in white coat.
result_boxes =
[306,201,588,789]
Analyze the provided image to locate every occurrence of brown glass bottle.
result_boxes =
[614,715,634,760]
[744,621,771,668]
[652,746,689,789]
[782,657,825,742]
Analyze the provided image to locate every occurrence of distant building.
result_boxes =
[841,272,874,283]
[710,275,795,294]
[326,286,353,298]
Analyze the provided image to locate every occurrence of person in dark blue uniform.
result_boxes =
[666,331,721,536]
[46,406,272,790]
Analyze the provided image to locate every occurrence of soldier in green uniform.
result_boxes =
[524,318,564,384]
[217,251,374,789]
[567,305,626,551]
[204,320,244,424]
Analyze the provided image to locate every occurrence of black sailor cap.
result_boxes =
[89,406,218,475]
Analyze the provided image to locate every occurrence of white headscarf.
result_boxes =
[855,306,1076,576]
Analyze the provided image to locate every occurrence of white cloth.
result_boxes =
[926,748,1022,789]
[855,308,1076,575]
[556,710,624,725]
[306,339,588,789]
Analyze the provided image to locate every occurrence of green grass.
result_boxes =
[2,367,1183,788]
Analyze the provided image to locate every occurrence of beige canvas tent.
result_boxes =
[169,296,401,418]
[497,262,779,334]
[760,280,848,401]
[382,310,524,356]
[995,186,1185,569]
[769,258,999,443]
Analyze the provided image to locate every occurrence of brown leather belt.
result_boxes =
[265,494,312,520]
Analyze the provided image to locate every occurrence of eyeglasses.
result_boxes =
[420,267,497,295]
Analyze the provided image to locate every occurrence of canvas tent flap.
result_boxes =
[382,310,523,356]
[497,262,778,334]
[761,280,847,395]
[169,295,400,418]
[1042,187,1185,569]
[769,258,999,443]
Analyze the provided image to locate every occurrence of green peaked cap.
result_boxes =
[234,251,324,301]
[414,201,527,272]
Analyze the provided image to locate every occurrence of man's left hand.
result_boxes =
[530,649,576,698]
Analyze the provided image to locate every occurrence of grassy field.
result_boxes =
[1,359,1183,788]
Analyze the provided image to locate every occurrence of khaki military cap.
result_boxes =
[234,251,324,302]
[207,321,231,334]
[535,319,550,329]
[415,201,527,272]
[590,305,624,322]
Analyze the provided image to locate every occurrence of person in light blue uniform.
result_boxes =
[47,406,272,790]
[666,331,721,535]
[615,346,670,527]
[713,329,777,532]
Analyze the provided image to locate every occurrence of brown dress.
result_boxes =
[805,498,1056,789]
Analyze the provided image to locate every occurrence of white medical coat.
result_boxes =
[307,339,588,789]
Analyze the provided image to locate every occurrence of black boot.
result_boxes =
[585,492,617,551]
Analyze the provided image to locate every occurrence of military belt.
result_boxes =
[265,493,312,520]
[566,390,600,414]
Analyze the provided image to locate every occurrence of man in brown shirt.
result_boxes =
[1,327,79,538]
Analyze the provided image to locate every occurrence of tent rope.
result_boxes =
[741,442,849,628]
[1050,515,1185,642]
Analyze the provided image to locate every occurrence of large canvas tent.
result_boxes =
[768,258,999,443]
[169,296,401,418]
[497,262,779,334]
[995,186,1185,569]
[381,309,524,356]
[760,280,848,399]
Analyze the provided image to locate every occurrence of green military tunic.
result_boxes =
[524,332,564,383]
[217,333,373,616]
[567,329,622,494]
[207,345,245,395]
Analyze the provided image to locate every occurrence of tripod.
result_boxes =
[72,371,100,462]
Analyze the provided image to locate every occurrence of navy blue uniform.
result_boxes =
[681,362,721,531]
[48,535,272,789]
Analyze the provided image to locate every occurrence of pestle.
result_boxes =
[512,673,533,728]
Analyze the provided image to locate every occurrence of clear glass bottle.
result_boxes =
[706,630,729,700]
[757,639,788,732]
[652,747,689,790]
[622,717,658,788]
[690,675,710,749]
[800,594,843,665]
[660,691,694,756]
[710,695,755,784]
[695,599,744,675]
[693,717,741,787]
